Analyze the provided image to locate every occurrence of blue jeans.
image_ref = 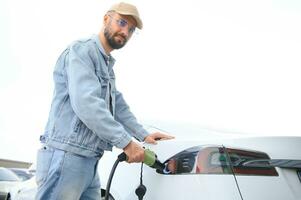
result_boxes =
[35,146,101,200]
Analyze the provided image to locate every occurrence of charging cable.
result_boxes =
[104,152,127,200]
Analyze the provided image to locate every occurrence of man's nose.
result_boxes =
[119,27,129,38]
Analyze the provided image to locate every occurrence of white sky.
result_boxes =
[1,0,301,162]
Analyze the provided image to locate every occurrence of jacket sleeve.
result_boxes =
[114,90,149,142]
[65,42,132,149]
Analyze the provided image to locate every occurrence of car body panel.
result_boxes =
[12,177,37,200]
[99,128,301,200]
[219,136,301,200]
[132,173,242,200]
[100,161,243,200]
[236,174,299,200]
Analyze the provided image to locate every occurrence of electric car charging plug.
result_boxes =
[118,151,127,162]
[105,149,165,200]
[143,149,165,171]
[135,163,146,200]
[135,184,146,200]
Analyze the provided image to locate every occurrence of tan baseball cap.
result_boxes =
[108,2,143,29]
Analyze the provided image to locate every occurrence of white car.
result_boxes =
[0,167,22,200]
[99,124,301,200]
[13,123,301,200]
[11,176,36,200]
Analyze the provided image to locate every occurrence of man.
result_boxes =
[35,2,174,200]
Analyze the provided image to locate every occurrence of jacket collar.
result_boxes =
[92,34,116,67]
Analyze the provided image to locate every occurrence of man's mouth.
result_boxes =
[115,35,126,43]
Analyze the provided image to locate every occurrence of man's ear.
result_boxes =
[103,14,109,24]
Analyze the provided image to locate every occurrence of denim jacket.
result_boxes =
[40,34,149,157]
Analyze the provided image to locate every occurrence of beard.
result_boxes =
[104,26,128,50]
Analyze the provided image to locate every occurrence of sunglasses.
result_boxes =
[108,15,136,34]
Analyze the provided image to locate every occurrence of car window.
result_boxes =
[9,168,34,181]
[0,167,20,181]
[160,145,278,176]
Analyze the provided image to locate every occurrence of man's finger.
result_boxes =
[156,134,175,140]
[149,138,157,144]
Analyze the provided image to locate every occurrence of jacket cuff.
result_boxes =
[114,132,132,149]
[135,128,149,142]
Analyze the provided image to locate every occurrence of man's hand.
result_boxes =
[123,133,174,163]
[123,141,145,163]
[144,132,175,144]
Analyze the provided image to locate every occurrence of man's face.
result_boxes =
[104,13,137,50]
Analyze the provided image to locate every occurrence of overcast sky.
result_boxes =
[1,0,301,162]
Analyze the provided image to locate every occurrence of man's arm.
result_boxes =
[114,90,149,141]
[66,42,132,149]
